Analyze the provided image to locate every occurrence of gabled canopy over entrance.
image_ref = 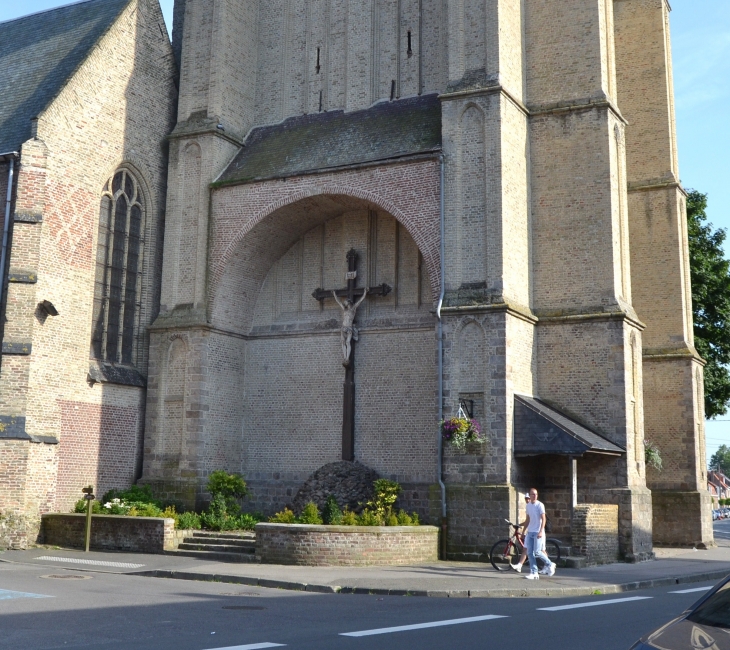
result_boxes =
[514,395,625,457]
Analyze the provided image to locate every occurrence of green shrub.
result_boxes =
[127,502,164,518]
[340,508,358,525]
[73,499,103,514]
[299,502,323,525]
[176,511,202,530]
[102,484,160,507]
[200,493,232,530]
[411,512,420,526]
[357,508,382,526]
[234,512,263,531]
[269,507,297,523]
[366,479,402,520]
[322,495,343,525]
[396,510,412,525]
[208,470,248,502]
[645,441,663,471]
[386,514,398,526]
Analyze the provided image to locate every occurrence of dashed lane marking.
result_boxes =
[340,614,508,637]
[34,556,145,569]
[670,586,713,594]
[0,588,52,600]
[538,596,652,611]
[202,644,285,650]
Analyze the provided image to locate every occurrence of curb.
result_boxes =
[131,567,730,598]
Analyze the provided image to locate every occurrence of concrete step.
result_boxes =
[563,556,587,569]
[183,537,255,549]
[164,549,260,563]
[190,531,255,540]
[178,542,255,553]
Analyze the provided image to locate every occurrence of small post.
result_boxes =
[82,485,95,553]
[569,457,578,511]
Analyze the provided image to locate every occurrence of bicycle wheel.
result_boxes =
[490,539,518,571]
[544,539,561,564]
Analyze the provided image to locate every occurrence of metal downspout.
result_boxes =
[437,153,446,559]
[0,153,17,345]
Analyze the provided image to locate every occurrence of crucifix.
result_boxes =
[312,249,392,461]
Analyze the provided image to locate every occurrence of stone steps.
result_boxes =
[165,530,259,563]
[165,548,260,563]
[178,542,255,553]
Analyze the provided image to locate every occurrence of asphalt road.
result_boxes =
[2,520,729,650]
[0,561,716,650]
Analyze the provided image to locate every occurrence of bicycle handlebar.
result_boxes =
[503,519,522,529]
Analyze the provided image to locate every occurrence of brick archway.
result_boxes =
[208,160,441,330]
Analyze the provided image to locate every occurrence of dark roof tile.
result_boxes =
[0,0,131,153]
[218,93,442,185]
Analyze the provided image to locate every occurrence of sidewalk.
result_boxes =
[3,543,730,598]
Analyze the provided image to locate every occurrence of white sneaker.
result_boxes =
[510,563,523,573]
[548,562,556,576]
[539,565,550,575]
[525,573,539,580]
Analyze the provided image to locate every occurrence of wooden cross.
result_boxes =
[312,249,392,461]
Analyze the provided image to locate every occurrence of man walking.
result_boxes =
[514,488,556,580]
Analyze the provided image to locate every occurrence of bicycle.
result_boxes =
[489,519,561,571]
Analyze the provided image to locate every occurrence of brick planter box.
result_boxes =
[256,523,439,566]
[41,514,189,553]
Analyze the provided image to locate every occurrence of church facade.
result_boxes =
[0,0,712,559]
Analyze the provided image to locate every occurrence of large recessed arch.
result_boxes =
[210,188,440,334]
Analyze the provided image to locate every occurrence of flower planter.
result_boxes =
[41,514,190,553]
[255,523,439,566]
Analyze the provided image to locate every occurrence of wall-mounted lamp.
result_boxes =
[39,300,59,316]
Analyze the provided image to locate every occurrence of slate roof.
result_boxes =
[218,93,442,185]
[0,0,131,154]
[513,395,625,457]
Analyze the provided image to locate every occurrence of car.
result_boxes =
[713,510,719,521]
[630,574,730,649]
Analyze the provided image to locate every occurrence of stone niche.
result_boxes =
[256,522,439,566]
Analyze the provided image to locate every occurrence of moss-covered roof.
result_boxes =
[218,93,442,185]
[0,0,131,154]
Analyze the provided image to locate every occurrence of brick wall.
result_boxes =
[0,0,176,547]
[41,514,180,553]
[571,504,620,565]
[256,523,438,566]
[55,400,143,512]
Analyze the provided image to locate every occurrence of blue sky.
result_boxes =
[1,0,729,464]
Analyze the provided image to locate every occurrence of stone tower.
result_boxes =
[142,0,711,558]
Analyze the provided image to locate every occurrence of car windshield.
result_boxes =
[686,582,730,629]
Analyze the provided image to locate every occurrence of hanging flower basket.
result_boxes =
[441,417,485,450]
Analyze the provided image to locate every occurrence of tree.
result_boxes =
[687,190,730,418]
[709,444,730,475]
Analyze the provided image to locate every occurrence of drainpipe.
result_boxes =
[437,152,447,560]
[0,152,18,341]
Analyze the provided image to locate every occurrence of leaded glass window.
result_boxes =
[91,169,145,365]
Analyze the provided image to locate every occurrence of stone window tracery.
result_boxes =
[91,169,145,366]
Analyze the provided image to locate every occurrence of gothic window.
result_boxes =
[91,169,145,366]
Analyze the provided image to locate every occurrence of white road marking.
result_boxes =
[538,596,652,611]
[34,556,144,569]
[340,614,508,637]
[202,645,285,650]
[670,586,713,594]
[0,588,51,600]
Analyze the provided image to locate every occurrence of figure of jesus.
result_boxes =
[333,288,367,366]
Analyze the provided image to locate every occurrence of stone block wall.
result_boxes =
[571,504,620,565]
[41,514,183,553]
[256,523,438,566]
[434,484,517,562]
